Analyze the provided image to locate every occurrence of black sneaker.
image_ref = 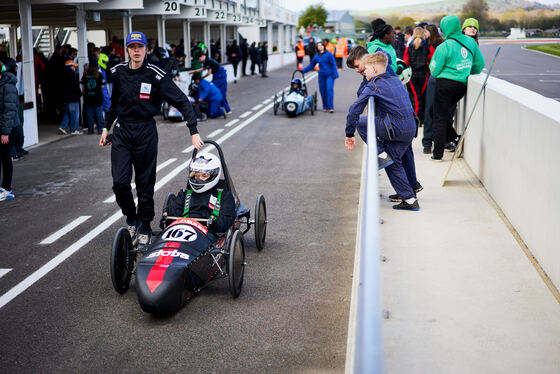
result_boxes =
[423,146,432,154]
[431,155,443,162]
[388,193,402,202]
[414,182,423,193]
[393,199,420,211]
[444,142,456,152]
[378,154,394,170]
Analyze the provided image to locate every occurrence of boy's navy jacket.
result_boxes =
[301,51,339,78]
[346,72,415,138]
[0,72,18,135]
[169,184,236,233]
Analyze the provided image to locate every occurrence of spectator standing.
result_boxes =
[164,49,186,79]
[307,37,316,62]
[295,38,306,70]
[335,37,345,69]
[429,15,485,161]
[249,42,261,75]
[462,18,480,44]
[301,41,339,112]
[422,24,444,154]
[58,60,82,135]
[2,60,26,160]
[404,26,414,47]
[97,53,112,116]
[81,65,105,134]
[393,26,406,59]
[240,38,249,77]
[260,41,269,78]
[403,27,433,122]
[0,62,18,201]
[226,40,242,83]
[367,19,398,76]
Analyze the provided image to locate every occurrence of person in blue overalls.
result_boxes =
[301,41,338,113]
[345,52,420,211]
[191,72,225,119]
[189,51,231,114]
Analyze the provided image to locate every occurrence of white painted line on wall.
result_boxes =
[40,216,91,245]
[103,158,177,203]
[225,119,239,127]
[207,128,224,138]
[240,111,252,118]
[0,269,12,279]
[252,103,263,111]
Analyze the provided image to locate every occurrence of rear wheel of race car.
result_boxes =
[110,227,134,294]
[273,94,278,115]
[160,193,176,229]
[162,102,169,121]
[228,230,245,298]
[281,91,285,111]
[313,92,318,111]
[254,194,267,251]
[310,96,315,116]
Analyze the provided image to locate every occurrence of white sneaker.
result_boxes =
[136,233,152,252]
[0,188,15,201]
[59,127,68,135]
[71,130,83,135]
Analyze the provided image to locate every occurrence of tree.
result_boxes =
[298,4,329,29]
[462,0,489,25]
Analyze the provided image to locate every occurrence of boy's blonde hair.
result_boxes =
[362,52,388,69]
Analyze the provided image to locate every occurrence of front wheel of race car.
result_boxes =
[273,94,278,115]
[110,227,134,294]
[228,230,245,298]
[254,194,267,251]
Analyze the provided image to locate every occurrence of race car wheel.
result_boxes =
[228,230,245,298]
[254,194,267,251]
[310,96,315,116]
[110,227,134,294]
[281,91,285,111]
[162,102,169,121]
[313,92,318,111]
[273,94,278,115]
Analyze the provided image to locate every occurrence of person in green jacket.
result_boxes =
[429,14,485,161]
[367,18,398,76]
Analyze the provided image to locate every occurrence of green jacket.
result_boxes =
[367,39,398,73]
[429,15,485,83]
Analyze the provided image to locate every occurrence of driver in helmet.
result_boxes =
[289,78,306,96]
[167,153,236,233]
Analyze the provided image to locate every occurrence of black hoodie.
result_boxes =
[0,72,18,135]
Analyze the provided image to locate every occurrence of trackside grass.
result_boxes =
[525,43,560,57]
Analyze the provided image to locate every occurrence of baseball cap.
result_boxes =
[65,60,78,66]
[126,31,147,47]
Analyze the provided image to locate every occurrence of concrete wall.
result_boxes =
[460,74,560,289]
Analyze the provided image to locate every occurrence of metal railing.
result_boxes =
[347,96,383,374]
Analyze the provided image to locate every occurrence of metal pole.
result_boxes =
[18,0,39,146]
[183,20,191,68]
[354,96,384,374]
[75,5,88,78]
[9,24,18,58]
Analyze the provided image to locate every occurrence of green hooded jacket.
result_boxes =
[429,15,485,83]
[367,38,398,73]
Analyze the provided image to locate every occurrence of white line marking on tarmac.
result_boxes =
[539,79,560,82]
[225,119,239,127]
[0,91,291,310]
[207,128,224,138]
[40,216,91,245]
[240,111,252,118]
[252,103,263,110]
[0,269,12,279]
[262,98,272,104]
[182,145,194,154]
[103,158,177,203]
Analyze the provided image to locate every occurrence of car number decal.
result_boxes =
[161,224,198,242]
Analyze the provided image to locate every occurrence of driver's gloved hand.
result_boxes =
[207,217,217,231]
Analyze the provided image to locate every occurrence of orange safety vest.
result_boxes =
[335,43,344,58]
[326,43,335,54]
[296,44,305,58]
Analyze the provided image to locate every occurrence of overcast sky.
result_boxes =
[282,0,560,12]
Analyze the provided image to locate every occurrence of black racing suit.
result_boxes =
[104,60,198,230]
[168,183,236,233]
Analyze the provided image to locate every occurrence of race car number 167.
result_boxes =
[162,224,198,242]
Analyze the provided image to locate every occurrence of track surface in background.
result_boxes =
[0,64,363,373]
[480,43,560,101]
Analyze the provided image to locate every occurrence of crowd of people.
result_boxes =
[344,14,484,211]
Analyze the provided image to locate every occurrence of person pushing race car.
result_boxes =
[167,153,236,233]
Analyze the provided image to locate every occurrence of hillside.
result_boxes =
[350,0,560,17]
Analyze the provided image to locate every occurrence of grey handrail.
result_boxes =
[353,96,383,373]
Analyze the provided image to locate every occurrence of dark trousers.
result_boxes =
[423,76,456,149]
[261,60,268,76]
[335,57,343,69]
[111,119,158,229]
[231,61,239,79]
[241,57,248,76]
[0,141,13,191]
[433,78,466,158]
[408,70,429,121]
[10,125,24,157]
[297,56,303,68]
[250,59,261,74]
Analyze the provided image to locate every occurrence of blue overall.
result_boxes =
[98,67,111,113]
[302,51,338,110]
[347,72,418,200]
[211,66,231,112]
[197,79,224,118]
